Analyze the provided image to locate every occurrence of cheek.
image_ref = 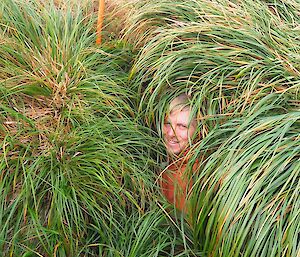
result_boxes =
[177,129,189,141]
[178,127,196,142]
[162,125,168,135]
[188,125,197,138]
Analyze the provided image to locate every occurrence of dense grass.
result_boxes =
[0,0,299,256]
[0,0,188,256]
[127,0,299,127]
[189,95,299,256]
[124,0,300,256]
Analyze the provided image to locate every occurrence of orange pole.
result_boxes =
[96,0,105,45]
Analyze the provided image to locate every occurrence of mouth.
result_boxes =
[166,140,179,146]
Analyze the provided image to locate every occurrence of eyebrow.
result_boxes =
[177,123,188,127]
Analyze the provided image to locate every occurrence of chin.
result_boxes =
[165,142,184,155]
[167,148,181,155]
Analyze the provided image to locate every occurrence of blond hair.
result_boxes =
[169,93,193,113]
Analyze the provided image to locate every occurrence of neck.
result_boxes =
[167,149,189,163]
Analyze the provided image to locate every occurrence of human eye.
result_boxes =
[178,124,187,129]
[164,122,171,127]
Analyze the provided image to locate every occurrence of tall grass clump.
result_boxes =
[0,0,187,255]
[124,0,300,256]
[189,95,300,256]
[126,0,299,131]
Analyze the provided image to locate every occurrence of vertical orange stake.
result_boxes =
[96,0,105,45]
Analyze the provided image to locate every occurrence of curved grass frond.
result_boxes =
[190,99,300,257]
[127,0,299,135]
[126,2,300,255]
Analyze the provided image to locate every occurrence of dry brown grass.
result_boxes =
[102,0,135,40]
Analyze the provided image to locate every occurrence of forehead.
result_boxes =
[166,108,193,124]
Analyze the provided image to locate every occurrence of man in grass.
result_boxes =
[161,93,198,212]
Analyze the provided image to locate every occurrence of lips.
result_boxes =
[166,139,179,145]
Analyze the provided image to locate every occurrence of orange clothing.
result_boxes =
[161,157,198,211]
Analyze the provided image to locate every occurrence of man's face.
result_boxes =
[163,108,197,155]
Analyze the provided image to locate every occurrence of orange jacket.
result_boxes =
[161,156,198,212]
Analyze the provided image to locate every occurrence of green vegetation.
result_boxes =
[0,0,170,255]
[0,0,299,256]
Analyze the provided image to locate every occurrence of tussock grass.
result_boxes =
[125,0,300,256]
[190,96,300,256]
[126,0,299,130]
[0,0,300,256]
[0,0,182,256]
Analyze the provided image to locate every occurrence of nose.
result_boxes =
[166,125,175,137]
